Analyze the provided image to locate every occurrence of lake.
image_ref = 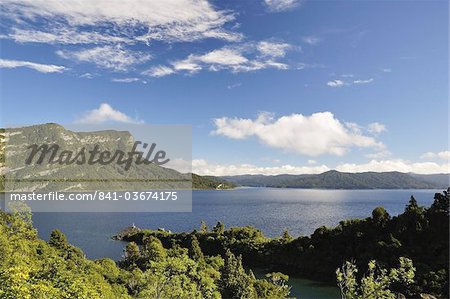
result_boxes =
[31,188,440,298]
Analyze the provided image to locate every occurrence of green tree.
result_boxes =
[371,206,390,226]
[200,221,208,233]
[281,229,293,242]
[188,235,204,262]
[212,221,225,235]
[336,257,415,299]
[430,188,449,215]
[405,195,419,213]
[123,242,140,270]
[142,235,167,262]
[219,250,256,299]
[48,229,68,250]
[253,272,291,299]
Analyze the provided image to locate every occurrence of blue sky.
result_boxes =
[0,0,448,175]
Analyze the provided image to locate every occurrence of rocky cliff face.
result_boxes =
[1,124,190,192]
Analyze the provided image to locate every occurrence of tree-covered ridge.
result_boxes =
[223,170,448,189]
[192,174,236,190]
[0,205,290,299]
[121,190,449,298]
[2,123,192,192]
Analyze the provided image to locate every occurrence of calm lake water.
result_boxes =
[31,188,440,298]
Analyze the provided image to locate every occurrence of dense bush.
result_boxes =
[0,205,291,299]
[125,189,449,298]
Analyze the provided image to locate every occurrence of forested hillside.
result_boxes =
[121,190,449,298]
[192,174,235,190]
[224,170,444,189]
[0,205,290,299]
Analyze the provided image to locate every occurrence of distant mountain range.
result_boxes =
[223,170,449,189]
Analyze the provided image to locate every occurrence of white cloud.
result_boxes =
[421,151,450,160]
[227,83,242,89]
[257,41,293,57]
[0,58,66,73]
[111,77,140,83]
[353,78,374,84]
[79,72,94,79]
[56,45,151,71]
[307,159,317,164]
[327,79,345,87]
[192,159,329,176]
[171,59,202,73]
[197,48,248,65]
[192,158,449,176]
[345,122,363,134]
[142,65,175,77]
[264,0,300,12]
[327,78,374,87]
[302,36,321,45]
[380,68,392,73]
[75,103,142,124]
[336,159,449,174]
[5,28,132,45]
[2,0,240,44]
[368,122,387,134]
[229,60,289,72]
[213,111,384,156]
[167,42,294,76]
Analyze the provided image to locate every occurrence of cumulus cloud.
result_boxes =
[1,0,240,44]
[0,58,66,73]
[75,103,142,124]
[421,151,450,160]
[56,45,151,72]
[192,159,329,176]
[212,111,385,156]
[264,0,300,12]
